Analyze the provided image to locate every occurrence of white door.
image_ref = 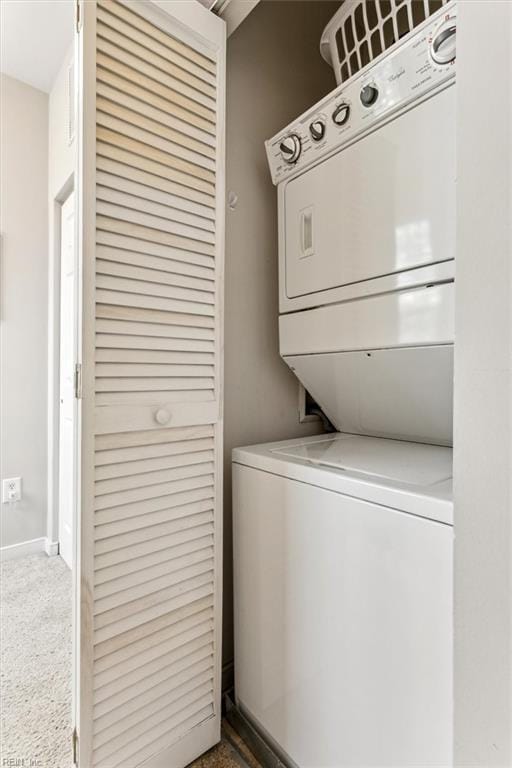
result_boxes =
[75,1,225,766]
[59,191,76,570]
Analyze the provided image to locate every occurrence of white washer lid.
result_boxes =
[272,434,452,487]
[233,433,453,525]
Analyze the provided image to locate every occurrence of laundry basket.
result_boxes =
[321,0,453,85]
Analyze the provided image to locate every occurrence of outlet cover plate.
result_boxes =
[2,477,22,503]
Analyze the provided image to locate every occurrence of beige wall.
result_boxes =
[454,2,512,764]
[223,0,338,678]
[0,48,73,552]
[0,74,49,548]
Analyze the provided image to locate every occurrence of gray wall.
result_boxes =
[454,2,512,764]
[223,0,338,679]
[0,75,49,548]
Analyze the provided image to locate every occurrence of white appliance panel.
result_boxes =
[266,4,456,187]
[271,433,452,486]
[233,434,453,524]
[279,282,454,356]
[285,345,454,445]
[284,87,455,301]
[233,462,453,768]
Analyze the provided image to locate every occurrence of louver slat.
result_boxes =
[95,37,216,112]
[96,216,214,258]
[96,109,216,173]
[96,129,215,192]
[95,71,216,146]
[96,82,216,155]
[93,667,214,747]
[94,640,214,710]
[98,0,216,75]
[96,177,216,227]
[96,148,215,207]
[95,13,216,97]
[95,446,214,478]
[94,549,215,601]
[80,2,222,764]
[94,525,215,573]
[93,604,214,666]
[97,51,215,122]
[95,6,216,88]
[93,686,214,765]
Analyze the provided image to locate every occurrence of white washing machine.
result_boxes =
[233,3,457,766]
[233,434,453,767]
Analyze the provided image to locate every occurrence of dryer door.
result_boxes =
[283,86,455,302]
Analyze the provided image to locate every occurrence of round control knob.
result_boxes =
[279,134,301,164]
[360,84,379,107]
[332,103,350,126]
[430,18,456,65]
[309,119,326,142]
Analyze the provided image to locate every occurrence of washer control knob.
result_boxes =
[309,119,326,141]
[360,84,379,107]
[279,134,302,164]
[430,17,456,64]
[332,103,350,126]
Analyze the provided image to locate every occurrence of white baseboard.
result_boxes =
[0,537,46,562]
[45,539,59,557]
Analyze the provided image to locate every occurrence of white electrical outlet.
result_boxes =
[2,477,22,503]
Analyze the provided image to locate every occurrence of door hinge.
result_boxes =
[72,727,79,766]
[74,363,82,399]
[75,0,82,33]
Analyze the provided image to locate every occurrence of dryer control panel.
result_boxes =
[266,3,456,186]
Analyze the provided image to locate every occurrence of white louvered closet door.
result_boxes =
[76,2,225,766]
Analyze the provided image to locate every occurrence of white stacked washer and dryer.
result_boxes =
[233,3,457,766]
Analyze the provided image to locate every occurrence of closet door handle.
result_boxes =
[154,408,172,426]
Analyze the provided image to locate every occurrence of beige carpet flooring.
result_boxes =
[0,553,72,768]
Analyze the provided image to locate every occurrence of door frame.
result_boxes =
[47,173,76,558]
[47,171,82,758]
